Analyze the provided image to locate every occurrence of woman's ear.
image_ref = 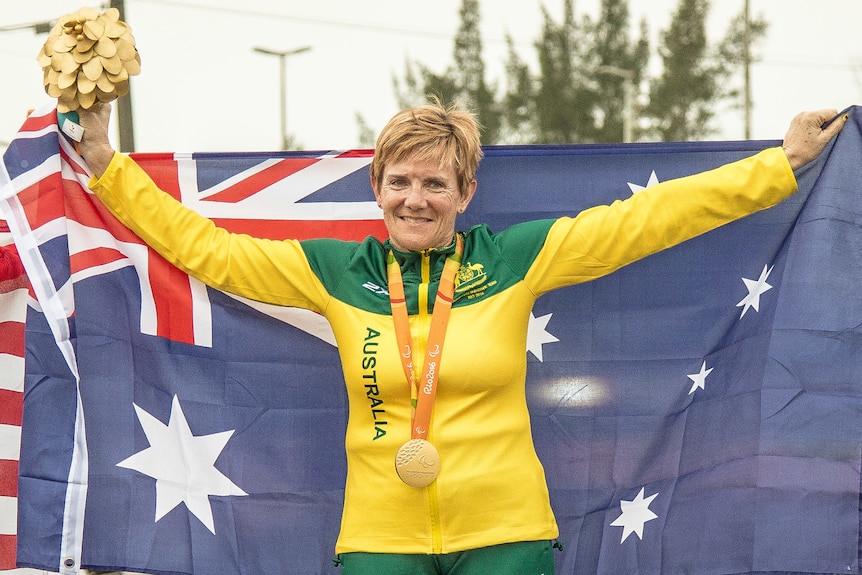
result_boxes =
[371,174,382,208]
[458,179,478,214]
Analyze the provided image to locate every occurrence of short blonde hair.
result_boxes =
[370,98,483,196]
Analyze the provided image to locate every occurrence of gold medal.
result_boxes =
[395,438,440,487]
[387,236,461,489]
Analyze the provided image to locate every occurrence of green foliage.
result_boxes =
[715,7,769,114]
[500,35,535,144]
[394,0,501,142]
[591,0,649,143]
[643,0,717,140]
[355,112,377,149]
[642,0,768,141]
[385,0,768,144]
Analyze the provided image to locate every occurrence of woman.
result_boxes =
[76,101,843,574]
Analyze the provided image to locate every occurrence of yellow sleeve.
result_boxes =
[525,147,797,295]
[89,152,329,311]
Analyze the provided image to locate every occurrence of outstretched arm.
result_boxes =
[72,104,330,312]
[527,107,847,295]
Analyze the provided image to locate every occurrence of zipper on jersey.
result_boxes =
[416,249,443,553]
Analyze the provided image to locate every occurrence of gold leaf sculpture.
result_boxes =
[37,6,141,113]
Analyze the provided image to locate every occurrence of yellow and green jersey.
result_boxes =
[90,147,796,555]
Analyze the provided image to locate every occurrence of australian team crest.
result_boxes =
[455,260,494,300]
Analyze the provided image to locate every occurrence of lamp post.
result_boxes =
[253,45,311,150]
[596,65,636,143]
[743,0,752,139]
[110,0,135,152]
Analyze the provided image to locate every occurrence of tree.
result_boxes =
[714,5,769,137]
[642,0,767,141]
[452,0,501,142]
[591,0,649,142]
[354,112,377,149]
[394,57,457,110]
[499,35,537,144]
[531,0,595,143]
[506,0,648,144]
[393,0,502,143]
[385,0,769,145]
[641,0,716,141]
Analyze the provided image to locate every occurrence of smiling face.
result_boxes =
[372,157,476,252]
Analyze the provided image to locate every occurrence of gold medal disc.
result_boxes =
[395,438,440,487]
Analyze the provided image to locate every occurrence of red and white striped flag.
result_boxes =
[0,221,34,574]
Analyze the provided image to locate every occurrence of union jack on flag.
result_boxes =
[3,103,386,350]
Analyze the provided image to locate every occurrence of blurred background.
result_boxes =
[1,0,859,153]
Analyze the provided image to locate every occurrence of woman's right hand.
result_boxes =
[76,103,115,178]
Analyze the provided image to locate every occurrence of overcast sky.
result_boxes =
[1,0,860,152]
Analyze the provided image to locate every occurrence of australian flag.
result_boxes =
[1,102,861,575]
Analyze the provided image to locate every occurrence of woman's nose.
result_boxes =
[403,183,427,207]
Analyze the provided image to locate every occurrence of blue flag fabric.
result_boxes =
[1,102,861,575]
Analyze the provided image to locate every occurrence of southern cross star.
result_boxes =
[610,487,659,543]
[687,361,713,395]
[736,264,774,318]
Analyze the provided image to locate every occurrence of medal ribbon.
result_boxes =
[386,234,463,440]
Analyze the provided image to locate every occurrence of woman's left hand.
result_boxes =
[782,108,846,170]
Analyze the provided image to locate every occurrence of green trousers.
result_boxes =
[337,540,555,575]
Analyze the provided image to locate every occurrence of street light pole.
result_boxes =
[253,46,312,150]
[743,0,752,139]
[597,65,636,143]
[110,0,136,152]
